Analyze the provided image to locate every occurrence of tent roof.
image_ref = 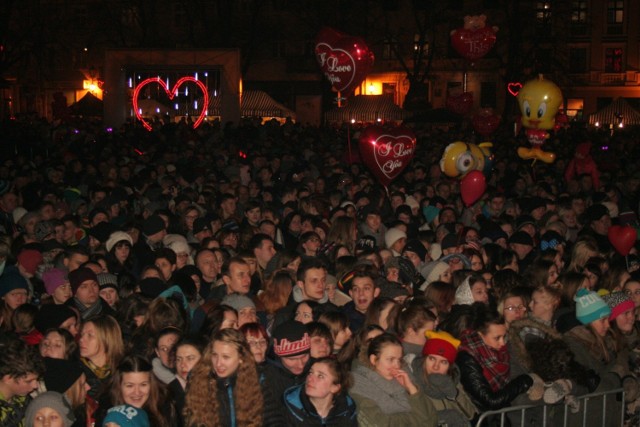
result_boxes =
[588,98,640,125]
[324,95,409,123]
[70,92,103,117]
[200,90,295,118]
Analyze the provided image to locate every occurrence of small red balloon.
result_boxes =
[315,27,374,95]
[446,92,474,115]
[608,225,637,256]
[472,108,501,137]
[460,170,486,207]
[358,126,416,187]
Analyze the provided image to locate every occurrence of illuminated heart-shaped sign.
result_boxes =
[315,27,374,94]
[508,82,523,97]
[358,126,416,187]
[450,27,497,61]
[133,77,209,131]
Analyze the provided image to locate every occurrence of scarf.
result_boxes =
[74,297,102,320]
[459,329,510,392]
[350,363,412,414]
[81,357,111,380]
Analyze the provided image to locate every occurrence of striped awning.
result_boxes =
[325,95,409,123]
[588,98,640,125]
[179,90,296,118]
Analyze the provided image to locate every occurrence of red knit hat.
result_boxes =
[422,330,460,364]
[17,249,43,275]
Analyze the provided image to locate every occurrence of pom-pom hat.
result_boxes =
[575,288,611,325]
[422,330,461,364]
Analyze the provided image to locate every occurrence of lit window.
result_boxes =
[607,0,624,24]
[605,48,623,73]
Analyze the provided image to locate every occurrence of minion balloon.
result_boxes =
[517,75,563,163]
[440,141,494,179]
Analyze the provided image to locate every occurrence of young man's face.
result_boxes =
[349,276,379,313]
[298,267,327,301]
[2,373,39,398]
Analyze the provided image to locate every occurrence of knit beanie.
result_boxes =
[24,392,75,427]
[88,221,114,243]
[575,288,611,325]
[97,273,119,291]
[422,330,461,364]
[68,267,98,294]
[34,304,76,333]
[17,249,43,275]
[105,231,133,253]
[441,233,459,251]
[222,293,255,312]
[43,358,84,393]
[272,320,310,357]
[602,292,635,322]
[419,261,449,291]
[0,266,29,297]
[137,277,168,299]
[103,404,150,427]
[403,239,427,262]
[509,231,534,246]
[454,276,475,306]
[142,215,166,236]
[43,268,69,295]
[384,228,407,249]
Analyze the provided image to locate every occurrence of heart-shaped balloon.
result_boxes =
[315,27,374,94]
[472,108,501,137]
[450,27,497,61]
[358,126,416,187]
[446,92,474,115]
[133,77,209,131]
[608,225,638,256]
[460,170,486,207]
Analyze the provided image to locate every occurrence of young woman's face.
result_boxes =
[310,335,331,359]
[32,407,65,427]
[155,333,179,369]
[502,296,527,325]
[305,362,340,399]
[615,309,635,334]
[479,324,507,351]
[529,290,554,319]
[115,242,130,263]
[176,344,202,381]
[51,283,72,304]
[370,343,403,380]
[424,354,450,375]
[99,287,118,307]
[60,316,78,337]
[40,331,66,359]
[221,311,239,330]
[547,265,559,285]
[625,281,640,307]
[471,281,489,304]
[591,317,610,337]
[121,371,151,408]
[295,303,313,324]
[211,341,242,379]
[79,322,103,361]
[333,327,352,350]
[3,288,28,309]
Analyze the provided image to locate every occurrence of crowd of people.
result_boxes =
[0,114,640,427]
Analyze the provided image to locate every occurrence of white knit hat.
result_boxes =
[419,261,449,291]
[105,231,133,253]
[454,276,475,305]
[385,227,407,249]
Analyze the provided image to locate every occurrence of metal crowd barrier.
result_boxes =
[475,388,626,427]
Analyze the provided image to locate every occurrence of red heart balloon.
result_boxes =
[358,126,416,187]
[472,108,501,137]
[133,77,209,131]
[446,92,474,115]
[450,27,497,61]
[315,27,374,94]
[608,225,637,256]
[460,170,486,207]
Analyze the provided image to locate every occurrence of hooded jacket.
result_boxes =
[283,384,357,426]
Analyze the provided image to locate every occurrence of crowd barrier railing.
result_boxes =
[474,388,625,427]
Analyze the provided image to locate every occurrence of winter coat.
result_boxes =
[350,362,437,427]
[457,350,532,411]
[412,357,477,427]
[283,384,357,427]
[262,358,310,426]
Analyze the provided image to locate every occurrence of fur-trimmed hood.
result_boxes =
[508,317,562,372]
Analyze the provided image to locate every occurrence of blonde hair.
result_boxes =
[82,315,124,369]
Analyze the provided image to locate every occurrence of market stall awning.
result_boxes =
[201,90,295,119]
[324,95,409,123]
[588,98,640,126]
[69,92,103,117]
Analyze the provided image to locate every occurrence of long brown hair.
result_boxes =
[109,355,172,427]
[258,269,294,314]
[184,329,263,427]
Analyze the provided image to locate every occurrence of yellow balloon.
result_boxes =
[517,75,563,131]
[440,141,487,179]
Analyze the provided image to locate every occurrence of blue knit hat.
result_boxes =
[574,288,611,325]
[103,405,150,427]
[0,266,29,298]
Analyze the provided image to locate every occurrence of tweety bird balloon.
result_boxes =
[517,75,562,163]
[440,141,494,178]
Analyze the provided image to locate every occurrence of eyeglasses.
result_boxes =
[247,339,268,348]
[505,305,527,312]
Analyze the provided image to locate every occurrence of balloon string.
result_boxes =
[384,186,390,200]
